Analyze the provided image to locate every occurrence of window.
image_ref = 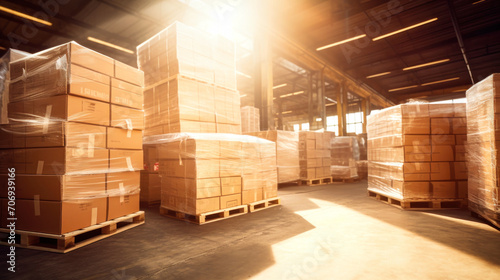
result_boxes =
[346,112,363,134]
[293,124,300,131]
[326,116,339,135]
[301,123,310,131]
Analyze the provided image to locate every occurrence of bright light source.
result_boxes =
[282,111,292,114]
[366,72,391,79]
[452,88,469,93]
[326,103,336,106]
[239,94,247,98]
[317,34,367,51]
[421,77,460,86]
[236,71,252,79]
[87,37,134,54]
[0,6,52,26]
[403,59,450,71]
[473,0,486,4]
[0,46,6,50]
[388,85,419,92]
[373,18,438,41]
[273,83,287,90]
[280,93,293,98]
[316,118,322,121]
[292,90,304,95]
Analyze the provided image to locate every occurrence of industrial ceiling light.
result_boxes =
[403,59,450,71]
[236,71,252,79]
[316,34,367,51]
[366,72,391,79]
[280,93,293,98]
[0,46,6,50]
[87,37,134,54]
[292,90,304,95]
[239,94,247,98]
[421,77,460,86]
[0,5,52,26]
[325,103,336,106]
[282,111,292,114]
[272,83,287,90]
[388,85,418,92]
[473,0,486,4]
[373,18,438,41]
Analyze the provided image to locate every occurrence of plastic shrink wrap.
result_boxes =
[367,102,467,202]
[0,42,144,234]
[466,74,500,225]
[331,137,359,179]
[246,130,300,184]
[137,21,241,136]
[241,106,260,133]
[144,133,277,215]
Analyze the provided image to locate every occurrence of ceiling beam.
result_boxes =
[391,85,471,103]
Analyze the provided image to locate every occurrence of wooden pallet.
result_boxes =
[332,176,360,184]
[0,211,145,253]
[469,201,500,229]
[140,200,161,208]
[299,177,333,186]
[160,205,248,225]
[368,190,466,210]
[248,197,281,212]
[278,180,301,188]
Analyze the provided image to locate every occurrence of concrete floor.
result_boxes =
[2,181,500,280]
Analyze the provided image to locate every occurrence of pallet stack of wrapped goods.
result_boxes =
[0,42,145,252]
[0,49,31,124]
[466,74,500,227]
[246,130,300,185]
[331,136,360,182]
[137,22,279,223]
[241,106,260,133]
[367,102,468,210]
[299,131,333,185]
[356,133,368,179]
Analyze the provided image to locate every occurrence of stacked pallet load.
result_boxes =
[137,22,279,222]
[367,102,467,210]
[246,130,300,184]
[241,106,260,133]
[140,144,161,205]
[144,133,279,223]
[0,49,31,124]
[466,74,500,227]
[330,136,360,181]
[299,131,333,185]
[137,21,240,136]
[0,42,145,241]
[355,133,368,179]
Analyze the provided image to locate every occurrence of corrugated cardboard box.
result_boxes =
[107,127,142,149]
[109,149,143,172]
[106,171,140,220]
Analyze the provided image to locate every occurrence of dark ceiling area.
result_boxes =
[1,0,499,105]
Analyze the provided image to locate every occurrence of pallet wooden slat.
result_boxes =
[160,205,248,225]
[368,190,466,211]
[0,211,145,253]
[300,177,333,186]
[248,197,281,212]
[331,177,360,184]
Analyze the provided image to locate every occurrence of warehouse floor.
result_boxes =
[3,181,500,280]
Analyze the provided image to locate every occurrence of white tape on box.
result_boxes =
[119,182,125,203]
[91,207,98,225]
[88,134,95,158]
[42,105,53,134]
[126,157,134,171]
[34,195,40,216]
[36,161,44,175]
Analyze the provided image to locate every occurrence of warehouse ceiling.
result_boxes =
[0,0,499,105]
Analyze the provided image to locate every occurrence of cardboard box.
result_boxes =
[0,173,105,200]
[429,104,455,118]
[431,118,451,135]
[143,145,159,172]
[404,146,431,162]
[8,95,110,126]
[402,117,430,134]
[25,122,107,148]
[161,194,220,215]
[220,194,241,208]
[241,188,263,204]
[160,159,219,179]
[25,147,109,175]
[114,60,144,87]
[432,181,456,198]
[107,127,142,149]
[431,145,454,161]
[221,176,242,195]
[162,176,221,199]
[431,135,455,146]
[111,78,143,110]
[109,149,143,172]
[13,197,107,234]
[111,105,145,130]
[106,171,140,220]
[403,135,430,146]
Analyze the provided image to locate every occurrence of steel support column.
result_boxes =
[254,32,274,131]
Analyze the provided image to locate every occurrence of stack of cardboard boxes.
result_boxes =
[140,144,161,205]
[241,106,260,133]
[466,74,500,226]
[0,42,144,234]
[367,103,467,203]
[246,130,300,184]
[299,131,333,180]
[331,136,359,179]
[138,22,277,216]
[138,21,240,135]
[356,133,368,179]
